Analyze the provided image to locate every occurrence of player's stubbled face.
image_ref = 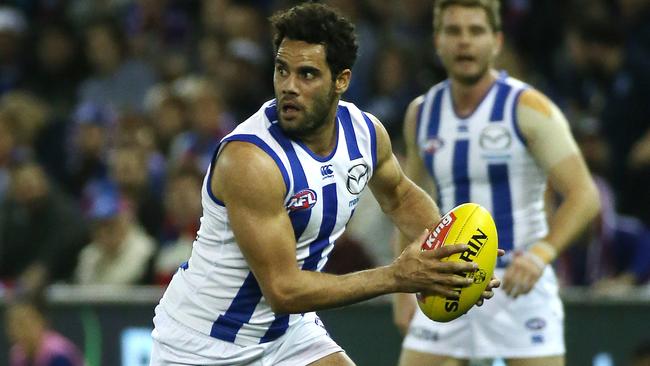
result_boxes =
[435,5,500,85]
[274,39,337,139]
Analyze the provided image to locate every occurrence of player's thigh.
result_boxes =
[507,356,564,366]
[398,349,469,366]
[307,351,356,366]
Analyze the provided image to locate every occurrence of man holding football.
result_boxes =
[394,1,600,365]
[149,3,500,365]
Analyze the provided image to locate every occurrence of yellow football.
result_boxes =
[418,203,498,322]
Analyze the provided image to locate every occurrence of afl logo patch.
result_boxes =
[479,125,511,150]
[346,163,369,195]
[287,189,317,212]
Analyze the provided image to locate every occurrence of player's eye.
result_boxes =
[276,65,288,76]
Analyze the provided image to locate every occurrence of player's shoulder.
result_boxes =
[517,88,554,118]
[499,74,554,118]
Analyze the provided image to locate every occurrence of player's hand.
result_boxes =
[475,248,504,305]
[392,230,477,298]
[393,293,417,336]
[502,251,544,298]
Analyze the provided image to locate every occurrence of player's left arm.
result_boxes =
[503,89,601,297]
[365,113,440,241]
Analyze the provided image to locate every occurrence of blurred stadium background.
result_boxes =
[0,0,649,365]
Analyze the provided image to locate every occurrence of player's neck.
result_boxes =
[449,70,498,118]
[301,106,338,157]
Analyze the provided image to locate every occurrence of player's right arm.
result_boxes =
[213,141,473,314]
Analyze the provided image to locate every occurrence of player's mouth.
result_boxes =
[455,54,477,65]
[280,100,302,119]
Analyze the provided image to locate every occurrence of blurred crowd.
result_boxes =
[0,0,649,297]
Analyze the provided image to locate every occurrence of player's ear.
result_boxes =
[334,69,351,95]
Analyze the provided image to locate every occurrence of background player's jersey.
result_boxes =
[159,99,377,346]
[416,72,547,259]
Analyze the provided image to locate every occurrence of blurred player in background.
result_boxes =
[394,1,600,365]
[150,3,500,365]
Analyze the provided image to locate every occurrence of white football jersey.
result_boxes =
[159,99,377,346]
[416,72,548,260]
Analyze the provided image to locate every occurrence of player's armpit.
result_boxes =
[516,89,579,171]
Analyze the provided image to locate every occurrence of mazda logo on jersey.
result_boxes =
[479,125,511,150]
[346,163,369,195]
[286,189,317,212]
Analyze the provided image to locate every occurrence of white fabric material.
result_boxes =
[403,267,565,358]
[150,305,343,365]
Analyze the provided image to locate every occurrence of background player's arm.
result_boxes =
[213,141,474,314]
[503,89,601,297]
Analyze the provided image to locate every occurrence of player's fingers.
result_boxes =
[432,260,478,274]
[423,285,461,299]
[429,243,469,258]
[487,277,501,290]
[497,249,506,257]
[435,274,474,287]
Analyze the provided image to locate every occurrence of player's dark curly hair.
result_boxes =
[270,3,358,80]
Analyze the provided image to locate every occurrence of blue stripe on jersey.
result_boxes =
[488,164,514,261]
[260,315,290,343]
[261,184,339,343]
[265,101,278,122]
[452,140,470,205]
[208,134,291,207]
[361,113,378,170]
[268,124,311,240]
[339,106,363,160]
[489,82,512,122]
[423,88,445,206]
[210,272,263,342]
[511,88,528,145]
[303,183,338,271]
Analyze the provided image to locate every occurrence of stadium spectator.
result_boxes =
[78,18,157,114]
[74,181,155,285]
[64,101,115,198]
[5,293,84,366]
[565,16,650,225]
[558,177,650,292]
[153,164,203,285]
[108,143,165,239]
[0,161,87,291]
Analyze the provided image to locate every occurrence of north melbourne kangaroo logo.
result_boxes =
[346,163,369,194]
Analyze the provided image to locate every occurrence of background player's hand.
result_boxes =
[392,293,417,335]
[502,251,544,298]
[391,230,478,298]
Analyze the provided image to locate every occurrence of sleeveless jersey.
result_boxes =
[159,99,377,346]
[416,72,548,258]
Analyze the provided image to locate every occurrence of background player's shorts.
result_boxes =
[150,305,343,365]
[402,266,565,359]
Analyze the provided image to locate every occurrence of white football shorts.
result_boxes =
[150,305,344,365]
[402,266,565,359]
